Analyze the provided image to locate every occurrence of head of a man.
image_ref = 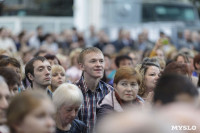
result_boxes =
[0,56,21,80]
[25,56,51,89]
[153,74,198,106]
[115,55,133,68]
[0,76,10,124]
[0,67,20,95]
[78,47,105,79]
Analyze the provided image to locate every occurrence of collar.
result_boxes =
[78,75,103,93]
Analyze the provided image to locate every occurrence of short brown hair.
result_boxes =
[0,67,20,88]
[193,54,200,70]
[163,61,190,76]
[7,90,51,133]
[114,66,140,85]
[0,56,21,69]
[78,47,103,64]
[174,53,189,63]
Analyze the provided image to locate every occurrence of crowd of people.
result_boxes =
[0,25,200,133]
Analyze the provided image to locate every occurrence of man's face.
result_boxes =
[0,81,10,124]
[31,60,52,88]
[119,59,133,68]
[80,52,105,79]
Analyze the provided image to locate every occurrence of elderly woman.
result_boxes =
[97,66,144,119]
[6,90,55,133]
[53,83,86,133]
[136,57,160,101]
[50,65,66,92]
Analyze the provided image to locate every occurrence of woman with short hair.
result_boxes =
[6,90,55,133]
[53,83,86,133]
[97,66,144,119]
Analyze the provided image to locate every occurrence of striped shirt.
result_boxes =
[76,76,113,133]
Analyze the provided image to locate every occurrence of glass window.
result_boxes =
[0,0,73,16]
[142,3,196,22]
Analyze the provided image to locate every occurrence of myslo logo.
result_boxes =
[171,125,196,131]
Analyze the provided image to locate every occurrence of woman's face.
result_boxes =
[114,78,139,103]
[9,83,19,96]
[176,56,185,64]
[51,70,66,89]
[156,49,164,60]
[144,66,160,92]
[57,104,79,126]
[16,99,55,133]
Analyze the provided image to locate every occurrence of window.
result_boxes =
[0,0,73,16]
[142,3,196,22]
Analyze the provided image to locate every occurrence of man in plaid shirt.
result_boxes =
[76,47,113,133]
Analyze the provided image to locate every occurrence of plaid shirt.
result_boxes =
[76,76,113,133]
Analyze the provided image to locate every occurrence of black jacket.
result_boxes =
[56,119,87,133]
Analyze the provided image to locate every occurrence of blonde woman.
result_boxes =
[50,65,66,92]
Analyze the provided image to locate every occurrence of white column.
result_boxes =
[74,0,103,31]
[74,0,89,31]
[88,0,102,30]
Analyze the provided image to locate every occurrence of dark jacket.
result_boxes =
[56,119,87,133]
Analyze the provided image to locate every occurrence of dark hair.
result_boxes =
[7,90,51,133]
[115,55,132,68]
[0,55,9,60]
[43,33,52,40]
[153,74,198,105]
[0,57,21,69]
[174,53,189,63]
[103,53,111,59]
[193,54,200,70]
[0,67,20,88]
[25,56,47,86]
[34,50,47,57]
[44,54,61,65]
[163,62,190,76]
[0,27,5,33]
[18,31,26,41]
